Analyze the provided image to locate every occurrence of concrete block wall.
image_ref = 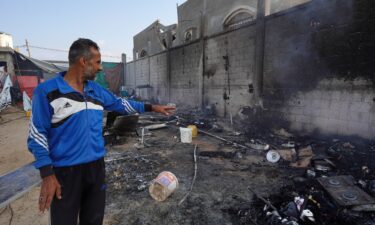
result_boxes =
[125,0,375,139]
[125,62,136,89]
[149,53,168,103]
[279,79,375,139]
[204,25,256,117]
[170,43,202,107]
[263,0,375,139]
[134,58,151,99]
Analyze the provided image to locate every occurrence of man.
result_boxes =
[27,38,174,225]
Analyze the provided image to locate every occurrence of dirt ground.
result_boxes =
[103,117,295,225]
[0,106,290,225]
[0,107,299,225]
[2,106,375,224]
[0,107,114,225]
[0,107,49,225]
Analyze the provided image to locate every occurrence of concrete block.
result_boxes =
[320,91,332,101]
[347,121,367,134]
[301,122,315,133]
[339,101,350,112]
[311,99,321,108]
[359,102,372,113]
[311,108,321,117]
[329,101,341,111]
[351,92,364,102]
[295,114,308,123]
[358,112,371,123]
[364,95,375,103]
[338,122,353,136]
[319,109,331,119]
[302,107,314,116]
[349,101,366,112]
[327,109,341,119]
[348,111,362,123]
[324,119,339,134]
[319,100,331,110]
[288,114,297,122]
[314,117,329,130]
[368,126,375,139]
[291,106,304,115]
[339,92,352,101]
[290,121,303,131]
[331,91,341,101]
[356,125,371,139]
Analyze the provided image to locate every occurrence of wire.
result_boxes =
[178,144,198,206]
[8,205,13,225]
[29,45,68,53]
[17,45,121,58]
[0,205,14,225]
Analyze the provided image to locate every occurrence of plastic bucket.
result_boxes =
[187,125,198,138]
[180,127,192,143]
[149,171,179,201]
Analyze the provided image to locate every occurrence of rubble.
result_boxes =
[102,110,375,225]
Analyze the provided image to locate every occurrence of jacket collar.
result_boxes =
[56,72,93,94]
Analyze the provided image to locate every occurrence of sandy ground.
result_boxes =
[0,107,48,225]
[0,107,112,225]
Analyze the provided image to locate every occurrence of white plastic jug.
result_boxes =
[180,127,192,143]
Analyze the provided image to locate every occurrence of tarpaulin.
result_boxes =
[0,71,6,92]
[95,72,109,89]
[0,75,13,112]
[16,76,39,98]
[23,91,32,111]
[95,62,123,95]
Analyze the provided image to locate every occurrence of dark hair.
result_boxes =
[68,38,100,65]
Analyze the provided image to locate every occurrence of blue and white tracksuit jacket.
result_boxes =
[27,72,149,177]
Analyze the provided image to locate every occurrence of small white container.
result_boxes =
[180,127,192,143]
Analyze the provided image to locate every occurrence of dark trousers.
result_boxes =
[51,158,106,225]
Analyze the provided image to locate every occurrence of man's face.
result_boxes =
[83,48,102,81]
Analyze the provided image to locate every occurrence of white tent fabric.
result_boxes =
[0,75,13,112]
[23,91,32,111]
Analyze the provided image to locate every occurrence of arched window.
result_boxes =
[223,7,256,30]
[184,27,197,43]
[140,50,148,58]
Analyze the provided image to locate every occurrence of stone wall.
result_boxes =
[125,0,375,139]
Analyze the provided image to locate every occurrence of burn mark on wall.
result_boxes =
[312,0,375,84]
[263,0,375,108]
[223,92,230,101]
[248,84,254,93]
[204,65,217,78]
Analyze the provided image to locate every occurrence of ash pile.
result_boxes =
[102,108,375,225]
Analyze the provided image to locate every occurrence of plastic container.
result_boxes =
[25,111,31,117]
[266,150,281,163]
[187,125,198,138]
[180,127,192,143]
[149,171,179,201]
